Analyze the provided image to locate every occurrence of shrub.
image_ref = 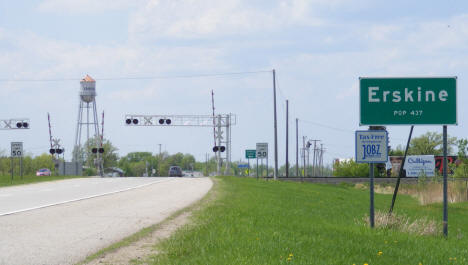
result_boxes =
[333,159,369,177]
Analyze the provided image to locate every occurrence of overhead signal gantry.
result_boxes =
[125,114,236,175]
[0,118,30,130]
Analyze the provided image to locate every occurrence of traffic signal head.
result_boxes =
[49,148,56,154]
[16,122,22,128]
[22,122,28,128]
[165,119,171,125]
[98,148,104,153]
[56,148,63,154]
[159,119,164,124]
[125,118,132,124]
[212,146,225,152]
[132,119,139,125]
[92,148,98,154]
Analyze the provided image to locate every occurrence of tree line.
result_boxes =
[333,131,468,177]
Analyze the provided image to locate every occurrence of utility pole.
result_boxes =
[303,136,306,177]
[285,100,289,178]
[313,140,317,176]
[205,153,209,176]
[296,118,299,177]
[320,143,324,176]
[307,139,320,176]
[158,143,162,176]
[272,69,278,180]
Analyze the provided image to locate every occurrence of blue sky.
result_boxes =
[0,0,467,167]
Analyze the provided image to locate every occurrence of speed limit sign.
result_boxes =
[11,142,23,157]
[256,142,268,159]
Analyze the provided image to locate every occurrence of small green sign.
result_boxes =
[245,149,256,159]
[360,77,457,125]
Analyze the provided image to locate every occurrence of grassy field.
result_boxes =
[0,174,85,187]
[145,176,468,265]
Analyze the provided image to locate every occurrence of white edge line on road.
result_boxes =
[0,178,175,217]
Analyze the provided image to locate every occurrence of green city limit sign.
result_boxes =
[360,77,457,125]
[245,149,256,159]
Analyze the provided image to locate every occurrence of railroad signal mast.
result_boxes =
[48,113,64,157]
[0,118,30,130]
[125,113,236,176]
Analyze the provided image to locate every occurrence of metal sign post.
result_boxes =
[443,125,448,236]
[246,149,256,178]
[256,143,268,178]
[355,131,388,228]
[369,162,374,228]
[11,142,24,181]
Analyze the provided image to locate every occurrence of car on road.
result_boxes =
[36,168,51,176]
[168,166,183,177]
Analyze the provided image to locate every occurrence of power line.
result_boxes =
[0,70,271,83]
[300,119,356,134]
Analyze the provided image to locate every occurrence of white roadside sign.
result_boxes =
[404,155,435,177]
[11,142,23,157]
[355,131,388,163]
[256,143,268,159]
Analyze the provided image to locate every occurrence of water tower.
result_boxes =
[73,75,103,175]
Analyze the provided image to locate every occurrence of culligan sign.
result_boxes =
[404,155,435,177]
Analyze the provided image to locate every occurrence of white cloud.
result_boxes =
[128,0,336,40]
[37,0,139,14]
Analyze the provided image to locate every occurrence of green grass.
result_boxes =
[147,176,468,265]
[0,174,86,187]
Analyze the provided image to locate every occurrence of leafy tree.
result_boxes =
[457,138,468,159]
[120,152,153,163]
[181,154,196,170]
[32,154,55,171]
[389,145,405,156]
[408,131,457,155]
[81,137,119,169]
[453,138,468,178]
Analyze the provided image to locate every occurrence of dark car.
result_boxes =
[168,166,183,177]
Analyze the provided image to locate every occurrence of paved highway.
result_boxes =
[0,177,212,265]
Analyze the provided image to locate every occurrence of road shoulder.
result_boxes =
[78,177,218,265]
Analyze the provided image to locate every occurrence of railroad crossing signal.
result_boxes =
[213,146,225,152]
[91,147,105,154]
[49,148,64,154]
[50,138,64,155]
[1,119,30,130]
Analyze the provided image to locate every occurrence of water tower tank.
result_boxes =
[80,75,96,103]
